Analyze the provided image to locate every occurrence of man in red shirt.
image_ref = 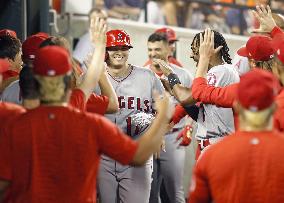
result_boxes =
[0,46,172,203]
[188,69,284,203]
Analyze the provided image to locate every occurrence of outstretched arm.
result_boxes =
[78,17,107,99]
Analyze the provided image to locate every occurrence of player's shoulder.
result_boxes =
[209,64,239,79]
[0,101,25,113]
[171,64,193,77]
[131,64,158,77]
[2,79,20,93]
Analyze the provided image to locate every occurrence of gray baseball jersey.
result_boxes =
[1,80,21,105]
[146,63,193,203]
[97,65,164,203]
[196,64,240,142]
[232,47,250,76]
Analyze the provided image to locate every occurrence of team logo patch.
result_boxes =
[207,73,217,86]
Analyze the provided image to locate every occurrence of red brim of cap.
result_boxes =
[0,59,10,74]
[237,47,248,57]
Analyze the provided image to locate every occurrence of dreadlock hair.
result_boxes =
[191,30,232,64]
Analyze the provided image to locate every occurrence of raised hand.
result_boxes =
[90,17,107,46]
[252,5,276,33]
[199,28,222,59]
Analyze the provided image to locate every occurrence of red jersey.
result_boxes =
[69,88,109,115]
[0,105,138,203]
[143,56,183,68]
[189,130,284,203]
[86,93,109,115]
[192,77,238,108]
[274,88,284,131]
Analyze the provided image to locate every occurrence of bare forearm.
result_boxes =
[99,73,119,113]
[131,115,169,165]
[172,85,196,105]
[79,44,105,97]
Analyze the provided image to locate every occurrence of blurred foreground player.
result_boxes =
[0,46,172,203]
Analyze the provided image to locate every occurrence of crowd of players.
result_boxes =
[0,4,284,203]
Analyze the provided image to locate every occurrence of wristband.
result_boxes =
[168,73,181,89]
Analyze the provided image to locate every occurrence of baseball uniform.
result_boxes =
[232,48,250,76]
[0,101,25,126]
[97,65,164,203]
[195,64,239,150]
[69,88,109,115]
[192,73,284,132]
[0,105,138,203]
[1,79,21,104]
[189,130,284,203]
[146,63,193,203]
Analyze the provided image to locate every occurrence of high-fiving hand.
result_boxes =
[252,5,276,33]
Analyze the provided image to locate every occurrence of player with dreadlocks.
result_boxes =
[191,29,232,66]
[155,28,239,158]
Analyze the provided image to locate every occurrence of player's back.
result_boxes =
[1,105,135,203]
[199,131,284,203]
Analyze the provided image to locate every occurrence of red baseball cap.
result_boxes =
[0,29,17,38]
[237,35,275,61]
[238,68,277,111]
[0,59,10,74]
[33,46,71,76]
[106,30,133,48]
[22,34,49,61]
[155,27,178,42]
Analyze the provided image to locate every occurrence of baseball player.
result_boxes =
[145,32,193,203]
[97,29,165,203]
[189,69,284,203]
[192,34,277,108]
[0,46,172,203]
[0,35,22,93]
[1,33,48,105]
[0,59,25,124]
[157,29,239,155]
[144,27,183,68]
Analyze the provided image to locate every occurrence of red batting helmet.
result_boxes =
[106,30,133,48]
[155,27,178,42]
